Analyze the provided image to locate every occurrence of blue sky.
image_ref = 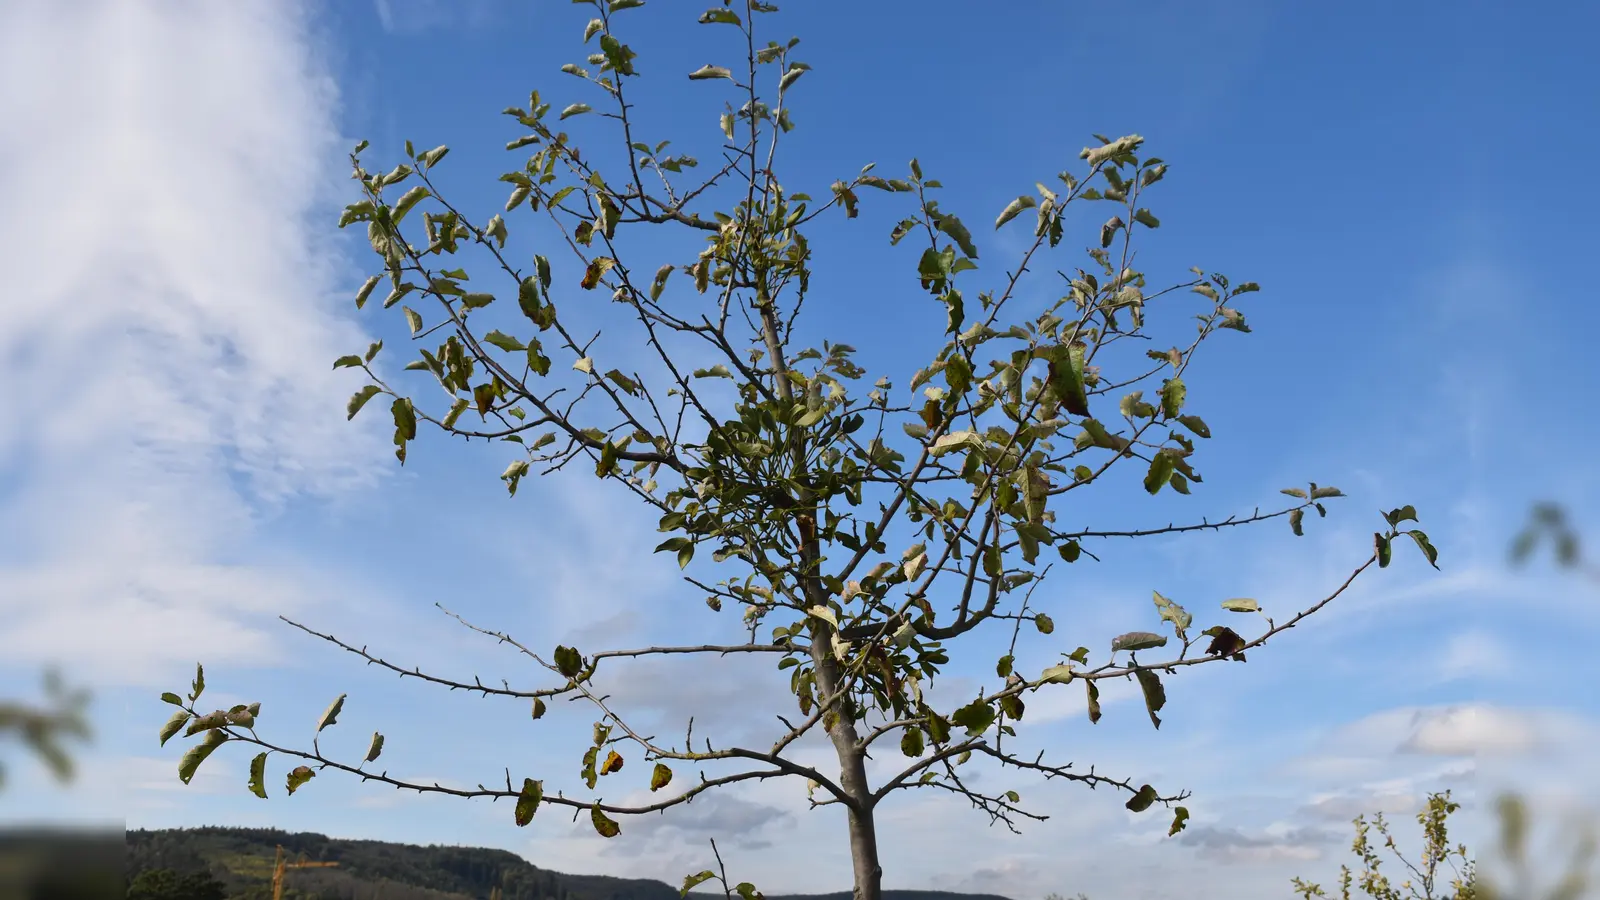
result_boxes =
[2,1,1598,898]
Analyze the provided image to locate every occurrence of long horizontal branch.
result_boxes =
[1057,503,1307,541]
[200,723,791,818]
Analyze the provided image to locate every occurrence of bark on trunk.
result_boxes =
[843,775,883,900]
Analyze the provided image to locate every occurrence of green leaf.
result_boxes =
[189,663,205,702]
[514,777,543,826]
[554,645,583,678]
[1126,784,1159,813]
[1310,486,1344,499]
[531,697,547,720]
[159,710,190,747]
[688,64,733,80]
[951,699,996,737]
[650,762,673,791]
[1044,342,1090,417]
[483,330,526,352]
[900,726,924,758]
[1289,508,1304,537]
[393,185,431,223]
[693,365,732,379]
[1100,215,1125,248]
[418,145,449,167]
[1220,598,1259,613]
[1111,631,1167,653]
[1133,208,1160,229]
[994,195,1037,229]
[161,692,183,706]
[591,804,621,838]
[347,385,382,420]
[1376,532,1393,568]
[247,752,268,799]
[1085,680,1102,724]
[1143,452,1175,495]
[1033,613,1054,635]
[698,8,741,25]
[1134,667,1165,730]
[1407,529,1440,569]
[364,732,385,763]
[316,694,346,733]
[682,872,718,897]
[1040,664,1075,685]
[598,34,636,76]
[1169,805,1191,836]
[403,306,423,334]
[935,213,979,259]
[779,63,808,94]
[561,103,593,120]
[1384,504,1419,527]
[1159,378,1185,417]
[1151,591,1191,638]
[1175,415,1210,438]
[461,292,495,310]
[355,275,381,309]
[177,730,226,785]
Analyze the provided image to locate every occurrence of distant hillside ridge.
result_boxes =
[126,827,1016,900]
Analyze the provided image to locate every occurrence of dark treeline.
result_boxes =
[127,827,1015,900]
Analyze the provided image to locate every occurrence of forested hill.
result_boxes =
[126,827,1017,900]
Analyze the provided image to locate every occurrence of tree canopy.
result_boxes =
[157,3,1440,898]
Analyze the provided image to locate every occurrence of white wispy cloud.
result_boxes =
[0,0,384,692]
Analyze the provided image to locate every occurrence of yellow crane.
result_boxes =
[270,844,340,900]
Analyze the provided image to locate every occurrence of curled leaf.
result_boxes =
[1111,631,1167,653]
[682,872,717,897]
[248,752,268,799]
[316,694,346,734]
[994,195,1037,230]
[591,803,621,838]
[159,710,190,747]
[514,778,543,826]
[1126,783,1159,812]
[1202,625,1246,661]
[1134,667,1165,730]
[286,765,316,795]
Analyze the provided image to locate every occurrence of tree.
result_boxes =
[155,3,1440,899]
[126,867,230,900]
[1291,790,1477,900]
[1511,503,1596,583]
[0,666,90,791]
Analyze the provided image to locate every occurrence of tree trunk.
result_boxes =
[843,765,884,900]
[811,641,883,900]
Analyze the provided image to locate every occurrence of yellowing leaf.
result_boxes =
[591,804,621,838]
